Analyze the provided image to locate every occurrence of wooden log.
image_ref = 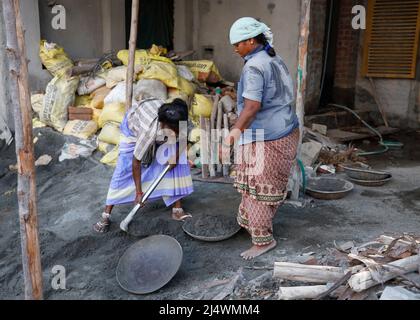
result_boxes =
[273,262,348,284]
[348,254,420,293]
[125,0,139,111]
[278,285,334,300]
[222,113,230,177]
[209,95,220,177]
[3,0,43,299]
[205,118,214,177]
[199,116,209,178]
[290,0,311,200]
[216,101,223,173]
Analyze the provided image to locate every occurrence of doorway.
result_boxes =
[125,0,174,50]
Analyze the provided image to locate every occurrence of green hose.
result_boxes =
[329,104,403,156]
[297,159,306,194]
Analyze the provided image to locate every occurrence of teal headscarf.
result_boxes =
[229,17,274,46]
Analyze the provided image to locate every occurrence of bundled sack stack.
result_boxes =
[31,41,237,170]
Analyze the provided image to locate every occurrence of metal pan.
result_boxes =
[116,235,183,294]
[306,177,354,200]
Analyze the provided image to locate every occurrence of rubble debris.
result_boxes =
[272,234,420,300]
[311,123,327,136]
[380,286,420,300]
[300,141,323,167]
[34,155,52,167]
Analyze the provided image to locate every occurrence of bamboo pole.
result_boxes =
[290,0,311,200]
[125,0,140,111]
[2,0,43,299]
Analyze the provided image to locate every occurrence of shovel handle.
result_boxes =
[120,164,171,232]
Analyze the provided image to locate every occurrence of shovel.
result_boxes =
[120,164,171,232]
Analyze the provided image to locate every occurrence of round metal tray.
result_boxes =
[116,235,183,295]
[306,177,354,200]
[342,166,391,181]
[348,176,392,187]
[182,216,241,242]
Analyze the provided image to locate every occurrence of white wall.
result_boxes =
[174,0,300,83]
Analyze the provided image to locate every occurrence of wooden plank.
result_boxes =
[327,126,400,142]
[199,116,209,178]
[2,0,43,299]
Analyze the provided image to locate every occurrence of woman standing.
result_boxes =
[225,17,300,259]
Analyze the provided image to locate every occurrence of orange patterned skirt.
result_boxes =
[234,128,299,246]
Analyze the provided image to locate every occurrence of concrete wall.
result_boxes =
[174,0,300,84]
[26,0,125,91]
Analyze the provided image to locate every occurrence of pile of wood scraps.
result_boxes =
[273,234,420,300]
[199,93,238,181]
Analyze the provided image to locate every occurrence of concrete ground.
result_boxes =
[0,128,419,300]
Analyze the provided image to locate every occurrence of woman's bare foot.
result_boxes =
[240,240,277,260]
[171,207,192,221]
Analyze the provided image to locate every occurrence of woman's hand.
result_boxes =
[219,128,241,162]
[135,191,145,207]
[166,156,177,170]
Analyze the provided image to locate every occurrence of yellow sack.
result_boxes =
[90,107,102,125]
[98,102,125,128]
[90,86,111,109]
[192,94,213,118]
[167,88,189,104]
[98,141,115,154]
[117,49,173,67]
[32,117,46,128]
[103,66,127,88]
[63,120,98,140]
[177,77,195,97]
[75,95,92,107]
[31,93,44,115]
[98,121,121,145]
[176,60,222,83]
[100,145,119,167]
[139,61,179,88]
[40,75,79,132]
[39,40,73,77]
[188,128,201,143]
[149,44,168,56]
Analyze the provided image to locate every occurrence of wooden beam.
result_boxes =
[290,0,312,200]
[2,0,43,299]
[125,0,140,111]
[348,254,420,293]
[273,262,347,284]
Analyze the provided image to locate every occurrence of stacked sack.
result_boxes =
[32,41,230,167]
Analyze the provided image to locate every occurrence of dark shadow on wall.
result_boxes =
[125,0,174,50]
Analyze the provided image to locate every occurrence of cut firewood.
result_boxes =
[199,116,209,178]
[278,285,335,300]
[315,271,352,300]
[348,254,420,292]
[273,262,356,284]
[216,101,223,173]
